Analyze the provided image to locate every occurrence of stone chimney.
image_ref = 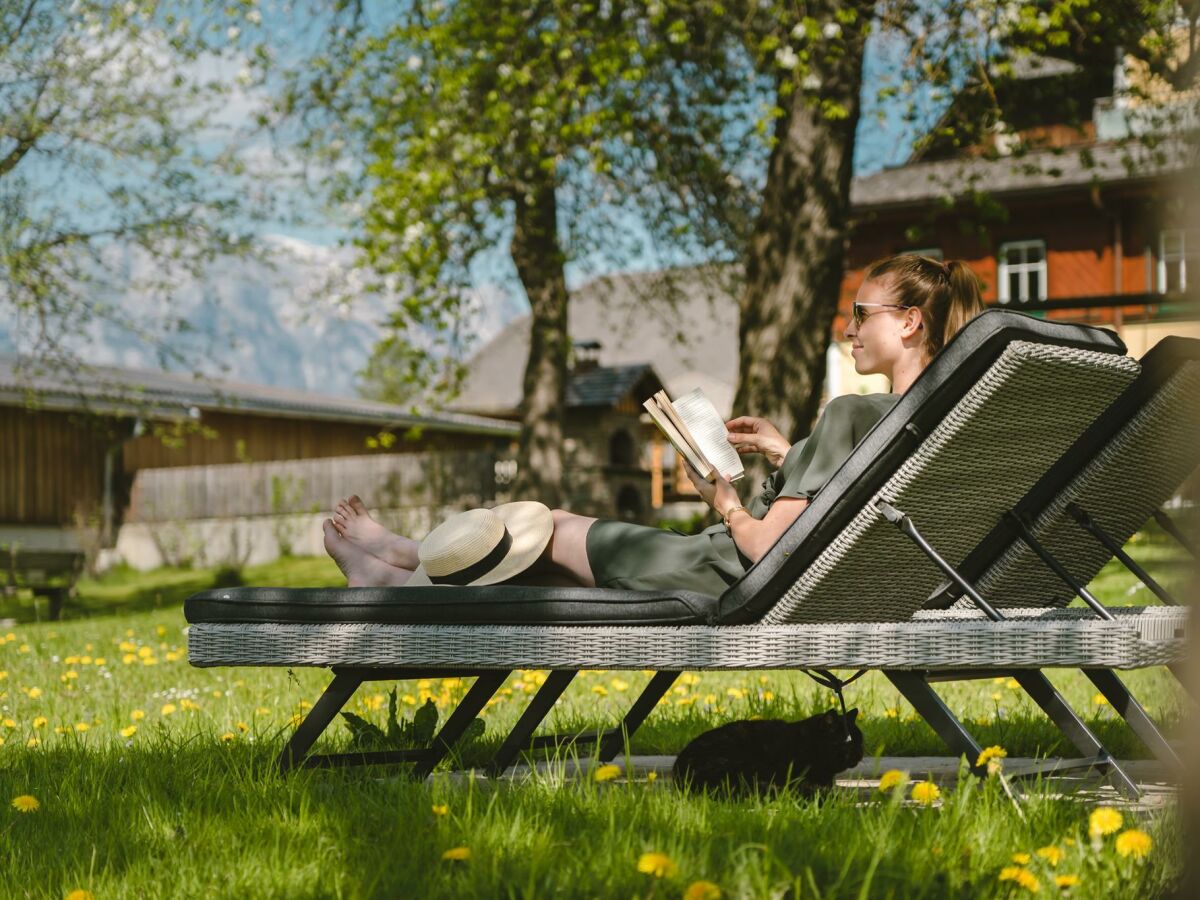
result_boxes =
[570,339,602,373]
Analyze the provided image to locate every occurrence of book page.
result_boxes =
[643,398,713,480]
[654,391,706,461]
[672,388,745,482]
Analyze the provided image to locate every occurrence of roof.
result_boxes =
[853,137,1194,212]
[566,364,660,408]
[0,356,519,437]
[451,268,741,418]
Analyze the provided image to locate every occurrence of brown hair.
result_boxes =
[863,255,986,360]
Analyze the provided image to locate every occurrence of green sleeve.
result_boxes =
[773,394,896,502]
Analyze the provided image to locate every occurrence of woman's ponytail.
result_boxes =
[942,260,986,350]
[862,254,987,360]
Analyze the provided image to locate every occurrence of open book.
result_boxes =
[642,388,745,483]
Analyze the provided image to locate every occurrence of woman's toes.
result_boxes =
[348,495,369,516]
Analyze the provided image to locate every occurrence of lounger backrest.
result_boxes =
[958,337,1200,610]
[716,310,1138,624]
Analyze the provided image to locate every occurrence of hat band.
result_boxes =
[429,527,514,586]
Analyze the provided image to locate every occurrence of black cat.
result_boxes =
[672,708,862,796]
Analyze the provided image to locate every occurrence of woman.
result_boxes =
[322,254,985,594]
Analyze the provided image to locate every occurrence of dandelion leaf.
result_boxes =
[341,711,387,749]
[412,698,439,745]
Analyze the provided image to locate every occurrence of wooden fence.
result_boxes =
[127,451,507,523]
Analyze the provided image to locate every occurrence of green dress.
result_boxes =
[586,393,900,597]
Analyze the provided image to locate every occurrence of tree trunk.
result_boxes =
[731,2,872,490]
[510,178,570,509]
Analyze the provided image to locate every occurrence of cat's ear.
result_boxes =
[823,709,837,724]
[846,708,859,724]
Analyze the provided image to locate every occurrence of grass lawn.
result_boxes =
[0,535,1190,898]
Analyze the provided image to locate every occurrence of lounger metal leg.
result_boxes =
[410,671,510,781]
[487,670,578,777]
[598,670,680,762]
[1067,503,1179,606]
[1013,671,1140,799]
[278,672,364,774]
[1084,668,1183,773]
[885,671,986,776]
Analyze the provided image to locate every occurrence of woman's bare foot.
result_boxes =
[331,495,420,568]
[323,519,414,587]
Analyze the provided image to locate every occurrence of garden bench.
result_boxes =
[1,526,85,621]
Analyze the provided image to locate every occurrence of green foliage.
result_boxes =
[341,692,485,752]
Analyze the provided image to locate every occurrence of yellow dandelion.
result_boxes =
[131,710,145,721]
[1036,846,1062,866]
[255,707,270,715]
[636,852,677,878]
[212,690,223,698]
[73,722,89,732]
[1005,678,1020,690]
[1,718,13,728]
[18,644,29,653]
[1114,829,1152,859]
[65,890,95,900]
[26,737,40,748]
[592,685,608,696]
[179,699,200,711]
[137,646,152,658]
[441,846,470,861]
[236,722,249,733]
[1054,875,1079,888]
[27,687,42,699]
[289,713,304,726]
[878,769,909,792]
[998,866,1040,893]
[93,658,105,666]
[11,794,39,813]
[683,881,722,900]
[611,678,630,692]
[1092,693,1109,707]
[976,745,1007,770]
[884,707,899,719]
[220,732,236,742]
[432,804,449,816]
[122,654,136,665]
[593,764,621,782]
[910,781,940,805]
[1088,807,1123,838]
[120,725,137,739]
[160,703,177,716]
[1011,852,1031,865]
[762,690,776,701]
[646,771,658,783]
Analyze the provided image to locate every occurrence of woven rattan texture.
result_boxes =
[974,362,1200,609]
[761,343,1139,624]
[911,605,1190,642]
[185,618,1182,670]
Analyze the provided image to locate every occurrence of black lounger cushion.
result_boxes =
[184,585,720,625]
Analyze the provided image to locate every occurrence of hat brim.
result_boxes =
[405,501,554,587]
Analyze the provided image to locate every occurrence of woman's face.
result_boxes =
[844,277,919,377]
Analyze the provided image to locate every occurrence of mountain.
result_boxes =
[0,235,528,398]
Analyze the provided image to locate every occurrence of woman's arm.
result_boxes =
[682,461,807,565]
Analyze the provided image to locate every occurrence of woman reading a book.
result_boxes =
[322,255,985,596]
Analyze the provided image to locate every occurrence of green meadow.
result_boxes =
[0,534,1190,898]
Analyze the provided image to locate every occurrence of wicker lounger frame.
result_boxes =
[186,316,1169,795]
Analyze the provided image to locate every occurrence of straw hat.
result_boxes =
[406,501,554,587]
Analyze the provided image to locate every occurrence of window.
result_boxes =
[902,247,943,260]
[1159,229,1198,293]
[997,240,1047,304]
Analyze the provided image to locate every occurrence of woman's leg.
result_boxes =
[331,495,419,568]
[542,508,598,587]
[323,520,414,587]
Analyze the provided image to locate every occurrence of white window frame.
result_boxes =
[1158,228,1195,293]
[997,240,1048,304]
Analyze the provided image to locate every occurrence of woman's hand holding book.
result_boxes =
[724,416,790,468]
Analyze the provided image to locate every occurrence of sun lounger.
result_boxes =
[185,311,1181,797]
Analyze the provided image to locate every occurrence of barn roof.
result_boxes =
[0,355,519,437]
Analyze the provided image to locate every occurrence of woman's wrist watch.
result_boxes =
[722,505,749,528]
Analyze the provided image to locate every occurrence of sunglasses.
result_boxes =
[851,302,923,329]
